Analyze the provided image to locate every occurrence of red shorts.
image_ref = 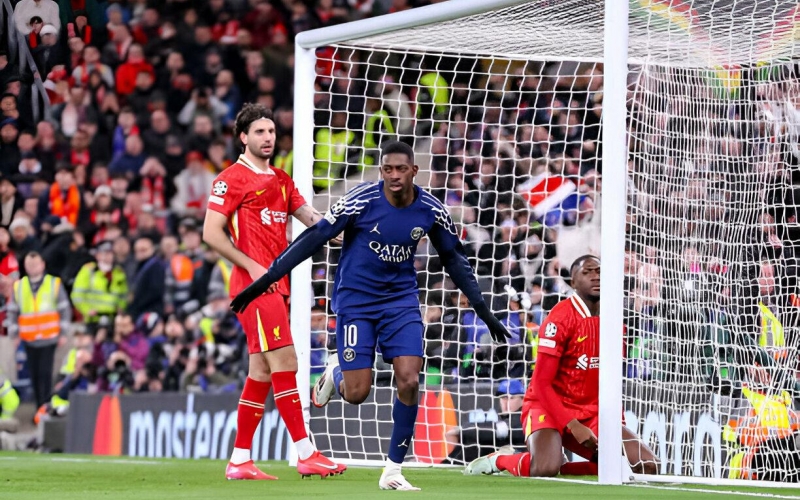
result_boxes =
[521,402,598,461]
[235,293,293,354]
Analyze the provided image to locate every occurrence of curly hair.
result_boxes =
[234,103,274,138]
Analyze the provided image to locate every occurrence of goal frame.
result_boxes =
[290,0,629,485]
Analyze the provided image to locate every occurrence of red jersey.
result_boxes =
[207,154,306,297]
[524,294,599,417]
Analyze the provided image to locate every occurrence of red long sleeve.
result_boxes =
[533,352,575,430]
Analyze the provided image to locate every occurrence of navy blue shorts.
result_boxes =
[335,307,424,371]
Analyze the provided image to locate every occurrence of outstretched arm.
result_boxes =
[230,219,343,312]
[429,223,510,342]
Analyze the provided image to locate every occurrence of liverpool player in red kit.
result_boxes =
[203,104,345,480]
[465,255,658,477]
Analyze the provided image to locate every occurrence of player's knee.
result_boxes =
[529,458,561,478]
[637,459,659,476]
[342,387,370,405]
[395,374,419,400]
[248,366,271,383]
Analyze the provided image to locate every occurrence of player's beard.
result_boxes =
[246,141,272,160]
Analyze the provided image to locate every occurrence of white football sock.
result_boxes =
[295,438,315,460]
[385,458,402,471]
[230,447,250,465]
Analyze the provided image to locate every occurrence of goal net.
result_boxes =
[294,0,800,484]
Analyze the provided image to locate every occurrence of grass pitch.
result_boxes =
[2,452,800,500]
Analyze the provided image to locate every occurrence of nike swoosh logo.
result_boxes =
[292,398,301,404]
[249,471,257,476]
[315,462,339,470]
[577,336,588,343]
[256,189,267,196]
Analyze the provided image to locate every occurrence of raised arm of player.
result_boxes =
[427,206,510,343]
[534,318,598,448]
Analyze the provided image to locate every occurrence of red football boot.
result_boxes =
[296,451,347,478]
[225,460,278,480]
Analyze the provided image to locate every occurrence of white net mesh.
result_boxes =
[302,0,800,482]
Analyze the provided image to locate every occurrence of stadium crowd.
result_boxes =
[1,0,793,432]
[0,0,456,417]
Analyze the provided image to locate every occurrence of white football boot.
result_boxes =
[312,354,339,408]
[379,464,421,491]
[463,445,515,475]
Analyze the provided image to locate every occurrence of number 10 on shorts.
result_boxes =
[342,324,357,362]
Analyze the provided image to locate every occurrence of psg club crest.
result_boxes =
[410,227,424,240]
[213,181,228,196]
[343,348,356,362]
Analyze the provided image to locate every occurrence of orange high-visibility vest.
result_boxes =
[171,254,195,284]
[14,275,61,342]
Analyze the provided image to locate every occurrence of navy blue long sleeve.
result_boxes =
[247,219,343,295]
[427,221,495,325]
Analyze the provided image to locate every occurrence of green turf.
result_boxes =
[2,452,800,500]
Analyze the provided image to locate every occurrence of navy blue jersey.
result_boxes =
[322,181,460,314]
[257,180,492,330]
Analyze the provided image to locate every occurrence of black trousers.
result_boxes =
[24,343,56,408]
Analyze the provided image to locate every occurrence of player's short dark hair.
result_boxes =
[380,140,414,164]
[570,254,599,276]
[234,103,274,138]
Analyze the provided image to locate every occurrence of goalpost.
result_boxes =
[291,0,800,487]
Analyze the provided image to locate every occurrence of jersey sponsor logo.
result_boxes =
[410,227,424,240]
[539,338,556,349]
[260,208,288,225]
[371,223,381,234]
[544,323,557,338]
[342,348,356,362]
[368,241,414,263]
[209,195,224,205]
[577,335,588,343]
[213,181,228,196]
[576,354,599,370]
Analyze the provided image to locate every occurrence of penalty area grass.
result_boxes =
[1,452,800,500]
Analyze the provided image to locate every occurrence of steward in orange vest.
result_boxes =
[6,252,71,408]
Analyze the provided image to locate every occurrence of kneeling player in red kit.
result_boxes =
[465,255,659,477]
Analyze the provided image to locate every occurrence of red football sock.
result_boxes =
[560,461,598,476]
[495,453,531,477]
[234,377,271,449]
[272,371,308,442]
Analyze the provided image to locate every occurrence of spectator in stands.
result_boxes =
[142,109,172,159]
[114,44,154,97]
[37,164,84,230]
[71,240,128,325]
[128,236,165,320]
[9,217,40,265]
[72,45,114,88]
[0,177,24,229]
[14,0,60,35]
[52,86,99,140]
[172,150,214,216]
[6,251,71,408]
[33,24,66,75]
[109,134,146,180]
